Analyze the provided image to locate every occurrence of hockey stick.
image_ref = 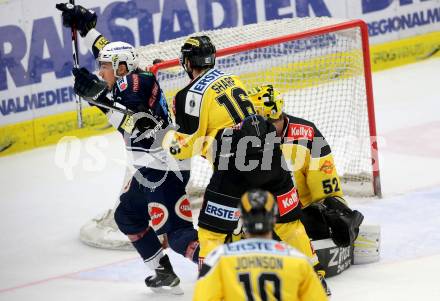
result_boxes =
[67,1,133,118]
[87,98,134,116]
[69,0,83,128]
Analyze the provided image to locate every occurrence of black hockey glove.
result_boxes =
[72,67,107,101]
[56,3,97,37]
[322,197,364,247]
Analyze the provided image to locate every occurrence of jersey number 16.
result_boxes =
[216,87,256,124]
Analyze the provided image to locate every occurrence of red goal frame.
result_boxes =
[150,20,382,197]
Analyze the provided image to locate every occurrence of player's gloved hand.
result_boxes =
[131,107,169,143]
[72,67,107,100]
[56,3,97,37]
[231,218,244,242]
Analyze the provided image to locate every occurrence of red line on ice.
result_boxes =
[0,256,138,294]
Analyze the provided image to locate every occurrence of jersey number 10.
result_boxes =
[239,272,281,301]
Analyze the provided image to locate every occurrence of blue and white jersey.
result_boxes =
[85,29,190,171]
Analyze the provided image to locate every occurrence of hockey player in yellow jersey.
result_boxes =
[163,36,255,160]
[247,85,347,207]
[193,189,328,301]
[161,37,329,291]
[248,85,366,276]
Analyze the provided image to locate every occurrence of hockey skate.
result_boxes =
[145,255,183,295]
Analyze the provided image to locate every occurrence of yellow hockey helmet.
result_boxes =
[240,189,277,234]
[247,84,283,120]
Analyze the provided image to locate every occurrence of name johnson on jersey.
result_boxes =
[235,256,283,270]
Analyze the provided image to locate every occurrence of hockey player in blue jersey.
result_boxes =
[56,3,199,294]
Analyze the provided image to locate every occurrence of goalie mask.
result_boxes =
[240,189,277,234]
[180,35,216,79]
[247,85,284,120]
[98,41,138,77]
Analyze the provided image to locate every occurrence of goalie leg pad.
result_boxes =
[79,166,135,250]
[79,208,134,250]
[312,239,353,277]
[353,224,381,264]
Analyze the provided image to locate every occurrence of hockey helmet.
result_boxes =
[180,36,216,72]
[240,189,277,234]
[247,85,284,120]
[98,41,138,77]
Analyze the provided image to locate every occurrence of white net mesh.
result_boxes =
[137,17,377,197]
[137,17,348,68]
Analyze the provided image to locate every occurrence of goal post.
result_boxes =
[142,17,381,198]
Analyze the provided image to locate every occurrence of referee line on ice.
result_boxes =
[0,256,138,294]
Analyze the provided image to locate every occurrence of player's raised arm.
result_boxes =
[56,2,109,58]
[55,4,199,295]
[56,3,96,37]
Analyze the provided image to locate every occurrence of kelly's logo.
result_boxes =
[276,187,299,216]
[287,124,314,141]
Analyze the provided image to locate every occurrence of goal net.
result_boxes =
[140,17,381,198]
[79,17,382,251]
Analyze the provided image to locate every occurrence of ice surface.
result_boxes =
[1,58,440,300]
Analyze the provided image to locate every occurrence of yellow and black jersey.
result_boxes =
[193,238,328,301]
[280,114,343,208]
[163,68,255,160]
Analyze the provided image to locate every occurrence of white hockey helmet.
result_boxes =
[98,41,138,77]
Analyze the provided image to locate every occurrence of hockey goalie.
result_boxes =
[247,84,381,276]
